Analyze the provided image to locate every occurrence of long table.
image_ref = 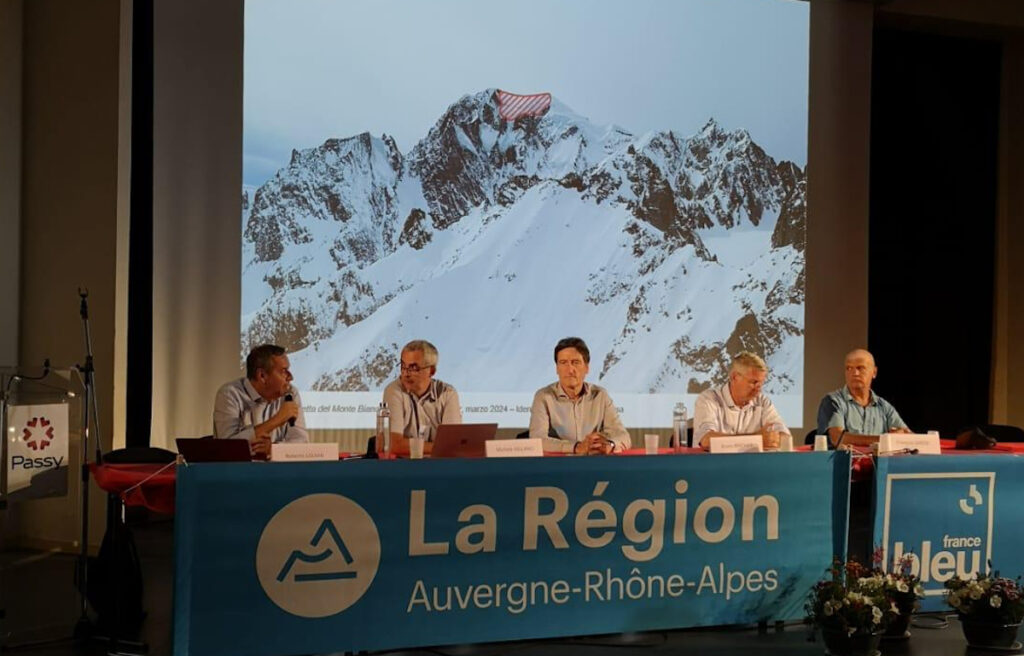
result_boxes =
[172,452,850,656]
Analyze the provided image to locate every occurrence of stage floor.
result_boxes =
[0,515,1001,656]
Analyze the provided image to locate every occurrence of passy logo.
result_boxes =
[22,417,55,451]
[256,494,381,618]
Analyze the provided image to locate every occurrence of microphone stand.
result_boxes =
[74,288,100,640]
[72,290,146,656]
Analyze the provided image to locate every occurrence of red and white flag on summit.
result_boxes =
[496,90,552,121]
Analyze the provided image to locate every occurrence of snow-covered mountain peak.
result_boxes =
[241,90,807,401]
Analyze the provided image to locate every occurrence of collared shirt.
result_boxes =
[382,378,462,441]
[693,382,790,447]
[817,386,908,436]
[529,382,631,453]
[212,377,308,443]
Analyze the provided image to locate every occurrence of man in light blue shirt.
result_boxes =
[213,344,308,458]
[817,349,910,448]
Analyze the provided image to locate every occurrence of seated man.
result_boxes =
[529,337,630,454]
[817,348,910,447]
[382,340,462,455]
[213,343,308,458]
[694,351,790,450]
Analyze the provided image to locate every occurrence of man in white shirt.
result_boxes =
[694,351,790,450]
[213,344,308,458]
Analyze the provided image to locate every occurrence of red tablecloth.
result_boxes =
[90,462,177,515]
[91,440,1024,514]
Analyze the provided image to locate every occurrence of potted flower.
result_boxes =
[871,550,924,639]
[806,559,901,656]
[945,570,1024,649]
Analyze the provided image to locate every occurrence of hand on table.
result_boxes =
[250,435,271,459]
[575,433,614,455]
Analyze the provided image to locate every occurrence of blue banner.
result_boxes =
[174,452,850,656]
[873,455,1024,612]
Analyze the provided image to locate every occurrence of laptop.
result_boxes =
[176,437,253,463]
[430,423,498,458]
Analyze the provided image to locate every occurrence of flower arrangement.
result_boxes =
[871,549,924,622]
[806,558,903,637]
[945,571,1024,625]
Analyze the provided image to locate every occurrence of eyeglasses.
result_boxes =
[400,363,430,374]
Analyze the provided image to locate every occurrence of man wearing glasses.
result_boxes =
[528,337,630,454]
[693,351,790,450]
[382,340,462,455]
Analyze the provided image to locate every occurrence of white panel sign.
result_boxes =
[878,433,941,456]
[485,438,543,458]
[708,434,764,454]
[271,442,339,462]
[6,403,70,497]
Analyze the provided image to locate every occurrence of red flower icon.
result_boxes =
[22,417,55,451]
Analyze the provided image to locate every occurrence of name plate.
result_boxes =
[709,434,764,454]
[485,438,543,458]
[270,442,338,462]
[878,433,941,456]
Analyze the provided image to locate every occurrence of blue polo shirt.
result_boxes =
[816,386,908,436]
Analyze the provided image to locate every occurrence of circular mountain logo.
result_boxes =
[255,493,380,618]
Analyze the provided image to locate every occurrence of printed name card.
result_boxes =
[485,438,544,458]
[709,434,764,454]
[271,442,339,462]
[878,433,941,456]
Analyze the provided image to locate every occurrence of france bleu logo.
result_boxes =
[879,472,994,602]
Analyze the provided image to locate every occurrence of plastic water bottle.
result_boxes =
[672,402,688,452]
[376,402,391,456]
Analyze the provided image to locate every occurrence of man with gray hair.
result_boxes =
[693,351,790,450]
[382,340,462,455]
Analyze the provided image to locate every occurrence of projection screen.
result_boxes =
[241,0,809,431]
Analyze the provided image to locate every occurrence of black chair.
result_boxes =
[102,446,177,464]
[88,446,176,645]
[804,428,817,446]
[976,424,1024,443]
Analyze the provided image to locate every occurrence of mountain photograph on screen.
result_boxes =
[242,0,808,427]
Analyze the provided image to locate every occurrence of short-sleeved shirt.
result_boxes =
[212,377,308,443]
[693,382,790,446]
[816,386,908,436]
[382,378,462,441]
[528,382,631,453]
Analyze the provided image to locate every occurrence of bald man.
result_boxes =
[816,349,911,447]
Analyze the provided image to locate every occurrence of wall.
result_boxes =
[803,0,874,431]
[0,0,22,368]
[8,0,126,548]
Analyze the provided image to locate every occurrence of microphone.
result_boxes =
[284,393,296,426]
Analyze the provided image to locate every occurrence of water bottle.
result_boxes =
[376,402,391,456]
[672,402,688,452]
